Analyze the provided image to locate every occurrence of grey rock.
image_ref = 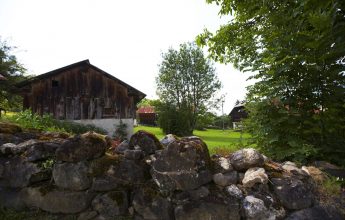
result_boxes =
[124,149,144,160]
[114,140,129,154]
[238,172,245,183]
[91,176,119,192]
[189,186,210,200]
[282,161,308,176]
[26,142,60,162]
[286,205,344,220]
[132,187,174,220]
[175,201,240,220]
[0,188,26,210]
[129,130,163,155]
[0,143,17,155]
[92,191,128,218]
[271,177,314,210]
[242,167,268,187]
[212,155,233,173]
[0,133,23,146]
[230,148,264,171]
[22,187,94,213]
[53,161,91,191]
[77,210,98,220]
[213,171,238,187]
[160,134,178,147]
[225,184,243,199]
[151,138,212,191]
[243,196,270,220]
[0,157,47,188]
[55,132,107,162]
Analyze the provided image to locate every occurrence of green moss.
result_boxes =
[89,154,123,177]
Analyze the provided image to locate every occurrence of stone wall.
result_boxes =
[0,122,343,220]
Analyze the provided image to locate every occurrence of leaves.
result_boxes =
[199,0,345,165]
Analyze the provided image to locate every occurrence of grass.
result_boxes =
[134,125,253,155]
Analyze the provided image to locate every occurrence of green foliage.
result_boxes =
[0,38,28,114]
[156,42,221,135]
[114,119,128,141]
[3,110,107,134]
[137,98,161,108]
[198,0,345,165]
[156,102,193,136]
[195,111,217,130]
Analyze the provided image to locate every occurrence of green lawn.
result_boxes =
[134,125,253,155]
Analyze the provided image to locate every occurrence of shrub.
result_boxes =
[3,110,107,135]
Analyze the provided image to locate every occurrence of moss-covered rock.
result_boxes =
[91,191,128,218]
[129,130,163,155]
[151,137,212,191]
[55,131,107,162]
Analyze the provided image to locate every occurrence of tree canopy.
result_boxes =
[156,42,221,135]
[0,39,27,115]
[197,0,345,164]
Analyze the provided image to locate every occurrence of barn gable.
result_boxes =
[17,60,145,120]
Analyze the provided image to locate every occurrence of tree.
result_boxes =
[156,42,221,135]
[0,39,27,116]
[197,1,345,165]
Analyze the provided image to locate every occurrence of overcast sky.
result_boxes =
[0,0,253,114]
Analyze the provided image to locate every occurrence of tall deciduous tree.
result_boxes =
[197,0,345,164]
[156,42,221,135]
[0,39,26,116]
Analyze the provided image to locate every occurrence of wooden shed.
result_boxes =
[137,106,157,126]
[17,60,145,121]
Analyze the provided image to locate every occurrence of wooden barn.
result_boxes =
[137,106,156,126]
[17,60,145,136]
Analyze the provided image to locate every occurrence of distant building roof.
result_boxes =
[137,106,155,114]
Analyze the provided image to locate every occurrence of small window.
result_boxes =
[52,80,59,87]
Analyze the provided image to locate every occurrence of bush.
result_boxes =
[113,120,127,141]
[3,110,107,135]
[156,102,193,136]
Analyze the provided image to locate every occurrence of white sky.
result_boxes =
[0,0,253,115]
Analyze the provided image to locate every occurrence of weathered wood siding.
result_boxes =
[22,65,138,120]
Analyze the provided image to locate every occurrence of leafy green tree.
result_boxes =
[0,39,27,116]
[198,0,345,164]
[156,42,221,135]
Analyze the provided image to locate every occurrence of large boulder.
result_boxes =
[92,191,128,218]
[132,186,174,220]
[151,137,212,191]
[0,157,49,188]
[271,177,314,210]
[242,167,268,188]
[230,148,264,171]
[129,130,163,155]
[22,187,95,214]
[175,201,240,220]
[52,161,91,191]
[55,132,107,162]
[91,176,119,192]
[90,154,149,186]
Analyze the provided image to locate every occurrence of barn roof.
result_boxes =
[16,59,146,98]
[137,106,155,114]
[229,103,245,115]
